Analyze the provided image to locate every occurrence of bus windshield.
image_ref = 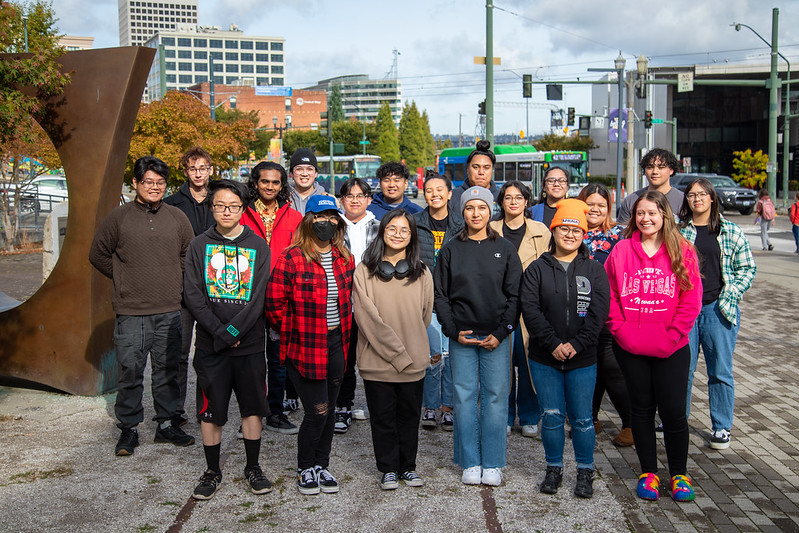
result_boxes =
[354,160,381,179]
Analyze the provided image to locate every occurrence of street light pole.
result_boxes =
[22,14,28,53]
[485,1,494,146]
[614,52,626,214]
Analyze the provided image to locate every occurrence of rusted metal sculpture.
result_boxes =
[0,47,155,395]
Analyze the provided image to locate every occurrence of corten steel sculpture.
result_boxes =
[0,47,156,395]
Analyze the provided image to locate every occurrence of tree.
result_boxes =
[731,149,767,189]
[398,101,427,169]
[374,101,399,161]
[420,110,435,166]
[216,107,275,160]
[127,91,255,187]
[282,128,326,159]
[0,0,70,251]
[435,137,453,151]
[328,83,345,123]
[532,132,596,153]
[330,119,377,156]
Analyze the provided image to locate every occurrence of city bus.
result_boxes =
[316,154,382,195]
[437,145,588,198]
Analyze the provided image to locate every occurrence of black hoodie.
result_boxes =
[520,249,610,371]
[183,225,270,355]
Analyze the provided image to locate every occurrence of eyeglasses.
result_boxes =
[503,195,526,204]
[139,179,167,189]
[380,177,406,184]
[555,226,584,236]
[343,194,369,201]
[211,204,243,213]
[313,214,338,223]
[686,191,709,200]
[385,226,411,238]
[186,165,211,175]
[644,164,669,171]
[544,178,568,185]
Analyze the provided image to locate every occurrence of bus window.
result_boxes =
[453,163,465,184]
[494,162,504,182]
[443,164,454,181]
[504,162,517,182]
[319,161,330,174]
[518,162,532,185]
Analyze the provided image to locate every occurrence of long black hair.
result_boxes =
[678,178,721,235]
[361,208,426,282]
[249,161,291,206]
[496,180,532,220]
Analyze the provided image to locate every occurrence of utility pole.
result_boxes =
[767,7,779,200]
[209,56,216,121]
[625,71,636,195]
[485,1,494,146]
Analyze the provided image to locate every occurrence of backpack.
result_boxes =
[760,198,776,221]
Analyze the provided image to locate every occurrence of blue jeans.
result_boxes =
[508,328,540,426]
[529,361,596,470]
[687,301,739,432]
[422,313,453,409]
[449,334,511,469]
[793,224,799,251]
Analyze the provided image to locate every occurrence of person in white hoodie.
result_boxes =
[335,177,381,432]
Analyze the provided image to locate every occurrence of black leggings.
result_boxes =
[592,329,632,428]
[336,322,359,409]
[287,328,346,470]
[614,341,690,478]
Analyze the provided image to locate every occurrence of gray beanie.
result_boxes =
[460,186,495,214]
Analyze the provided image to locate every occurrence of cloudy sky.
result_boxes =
[53,0,799,137]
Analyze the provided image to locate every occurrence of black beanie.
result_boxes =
[289,148,318,172]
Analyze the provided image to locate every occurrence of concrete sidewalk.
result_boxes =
[0,252,797,532]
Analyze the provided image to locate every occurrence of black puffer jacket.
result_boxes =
[413,208,464,274]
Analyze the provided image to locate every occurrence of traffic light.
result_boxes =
[522,74,532,98]
[320,111,329,137]
[644,110,653,129]
[478,100,486,115]
[567,107,575,126]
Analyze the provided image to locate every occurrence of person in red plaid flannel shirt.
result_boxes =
[266,195,355,496]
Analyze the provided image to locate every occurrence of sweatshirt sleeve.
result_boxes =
[183,240,227,342]
[178,213,194,270]
[664,244,703,346]
[520,262,562,354]
[491,248,522,342]
[89,210,119,279]
[568,261,611,354]
[433,245,458,339]
[352,265,413,373]
[422,269,434,328]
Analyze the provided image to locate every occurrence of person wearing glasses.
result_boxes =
[90,156,196,456]
[240,161,303,435]
[616,148,684,225]
[334,177,380,433]
[266,196,355,496]
[288,148,336,213]
[368,161,423,220]
[489,181,550,439]
[531,167,570,227]
[678,178,755,451]
[182,180,272,500]
[521,199,609,499]
[164,146,217,428]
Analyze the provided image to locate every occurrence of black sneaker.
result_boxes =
[539,466,563,494]
[297,467,319,495]
[380,471,399,490]
[441,411,454,431]
[334,408,351,434]
[574,468,594,498]
[171,415,188,428]
[154,424,195,447]
[244,464,273,495]
[115,428,139,456]
[400,471,425,487]
[193,470,222,500]
[315,466,339,493]
[266,413,299,435]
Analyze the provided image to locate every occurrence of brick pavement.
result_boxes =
[593,255,799,532]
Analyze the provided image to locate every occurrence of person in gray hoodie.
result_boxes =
[288,148,336,213]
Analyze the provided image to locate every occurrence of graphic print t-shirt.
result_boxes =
[430,215,448,260]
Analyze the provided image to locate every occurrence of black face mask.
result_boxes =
[377,259,410,280]
[312,220,337,241]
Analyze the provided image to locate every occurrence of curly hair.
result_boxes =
[376,161,409,181]
[180,146,212,169]
[640,148,681,175]
[248,161,291,206]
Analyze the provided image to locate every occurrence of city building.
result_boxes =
[118,0,198,47]
[143,25,285,102]
[304,75,402,126]
[589,62,795,186]
[58,36,94,51]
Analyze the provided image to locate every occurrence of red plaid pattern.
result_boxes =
[266,246,354,379]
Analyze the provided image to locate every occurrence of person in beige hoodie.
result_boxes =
[353,208,434,491]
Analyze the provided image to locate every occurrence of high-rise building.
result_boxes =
[118,0,198,47]
[58,36,94,51]
[304,75,402,126]
[143,25,285,102]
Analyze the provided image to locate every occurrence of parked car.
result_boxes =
[671,173,756,215]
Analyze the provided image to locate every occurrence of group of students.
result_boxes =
[93,141,757,505]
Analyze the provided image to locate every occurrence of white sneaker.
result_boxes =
[481,467,502,486]
[507,425,512,435]
[352,407,368,420]
[709,429,731,450]
[462,466,482,485]
[521,424,538,438]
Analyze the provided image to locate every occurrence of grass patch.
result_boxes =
[240,501,254,508]
[239,509,275,524]
[136,526,156,533]
[146,477,161,484]
[161,501,180,507]
[9,467,73,484]
[304,505,321,512]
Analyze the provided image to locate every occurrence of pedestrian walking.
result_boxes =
[266,196,355,496]
[434,186,522,487]
[791,192,799,253]
[577,183,633,447]
[679,178,755,450]
[353,209,433,490]
[604,190,702,502]
[521,199,609,499]
[755,188,776,251]
[489,180,550,438]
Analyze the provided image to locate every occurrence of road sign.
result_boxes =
[651,118,664,124]
[677,72,694,93]
[359,140,370,145]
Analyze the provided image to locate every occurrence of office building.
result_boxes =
[305,75,402,126]
[58,36,94,51]
[118,0,198,47]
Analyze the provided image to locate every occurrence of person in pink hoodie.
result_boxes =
[604,190,702,503]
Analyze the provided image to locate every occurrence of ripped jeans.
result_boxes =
[529,361,596,470]
[287,328,345,470]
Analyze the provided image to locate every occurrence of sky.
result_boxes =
[53,0,799,138]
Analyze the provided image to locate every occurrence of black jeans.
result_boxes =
[336,322,359,410]
[266,336,284,416]
[287,328,345,470]
[364,378,425,474]
[614,341,690,477]
[592,329,632,428]
[178,306,195,417]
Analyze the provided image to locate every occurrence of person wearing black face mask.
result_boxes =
[353,209,433,490]
[266,195,355,496]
